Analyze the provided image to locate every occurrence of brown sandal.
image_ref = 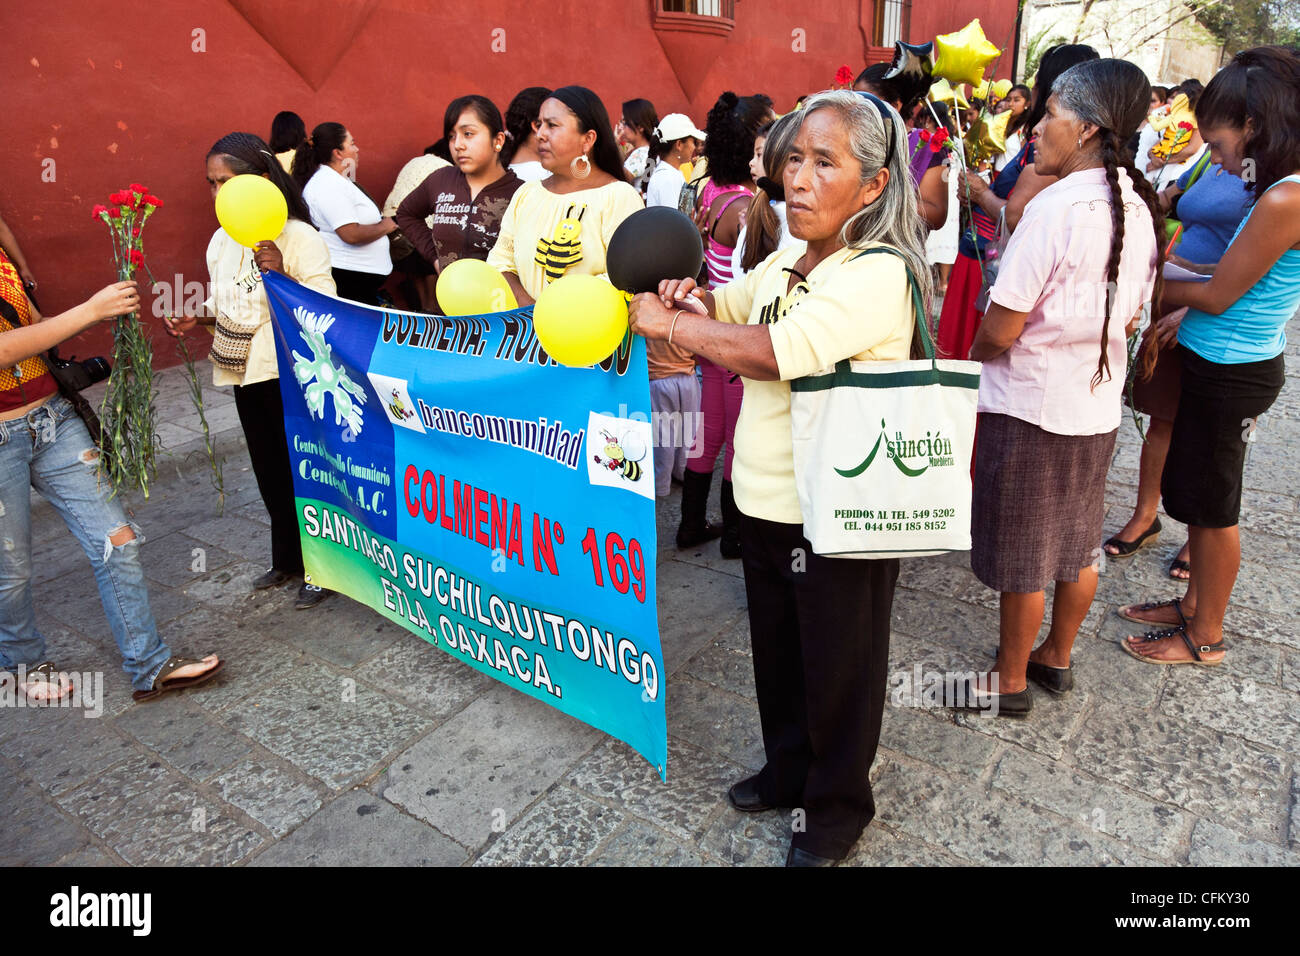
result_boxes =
[133,656,224,702]
[1121,624,1226,667]
[13,661,75,702]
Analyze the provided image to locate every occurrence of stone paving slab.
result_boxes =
[248,789,466,866]
[380,684,602,849]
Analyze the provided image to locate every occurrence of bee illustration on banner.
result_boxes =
[388,388,415,422]
[594,428,647,483]
[534,204,586,282]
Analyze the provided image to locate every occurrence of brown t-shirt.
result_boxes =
[395,166,522,272]
[646,337,696,380]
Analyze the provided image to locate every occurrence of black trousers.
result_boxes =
[234,378,303,575]
[740,513,899,859]
[332,267,388,307]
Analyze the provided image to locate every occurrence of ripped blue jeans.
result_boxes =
[0,395,170,691]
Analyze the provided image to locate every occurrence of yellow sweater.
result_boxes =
[713,242,914,524]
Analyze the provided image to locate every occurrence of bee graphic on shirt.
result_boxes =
[534,204,586,282]
[593,428,647,483]
[388,388,414,421]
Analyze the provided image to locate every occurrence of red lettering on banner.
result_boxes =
[473,486,490,548]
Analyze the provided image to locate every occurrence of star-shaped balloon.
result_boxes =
[929,78,969,111]
[882,40,934,104]
[964,109,1011,164]
[932,19,1001,89]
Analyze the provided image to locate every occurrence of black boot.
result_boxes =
[676,469,722,548]
[719,479,741,559]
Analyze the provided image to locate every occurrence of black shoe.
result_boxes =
[786,845,838,867]
[948,677,1032,717]
[253,568,292,591]
[719,479,741,559]
[1026,658,1073,696]
[676,469,722,549]
[295,583,333,610]
[727,775,773,812]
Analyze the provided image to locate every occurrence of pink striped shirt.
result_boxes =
[700,180,753,289]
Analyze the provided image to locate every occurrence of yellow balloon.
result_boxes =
[965,109,1011,164]
[214,174,288,248]
[436,258,517,315]
[929,78,969,110]
[533,275,628,367]
[932,19,1002,89]
[992,78,1013,100]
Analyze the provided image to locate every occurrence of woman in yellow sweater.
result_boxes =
[487,86,643,305]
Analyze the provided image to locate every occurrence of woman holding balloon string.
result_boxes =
[164,132,337,611]
[486,85,643,307]
[628,90,930,865]
[395,95,522,313]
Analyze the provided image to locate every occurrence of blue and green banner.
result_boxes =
[264,272,666,776]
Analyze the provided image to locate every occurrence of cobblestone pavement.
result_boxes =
[4,324,1298,867]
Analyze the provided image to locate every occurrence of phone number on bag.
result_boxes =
[834,507,955,532]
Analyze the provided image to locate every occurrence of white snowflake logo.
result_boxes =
[291,306,367,437]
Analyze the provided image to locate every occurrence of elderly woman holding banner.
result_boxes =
[629,90,930,867]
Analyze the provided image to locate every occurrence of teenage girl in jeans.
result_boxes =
[677,93,770,558]
[0,260,221,701]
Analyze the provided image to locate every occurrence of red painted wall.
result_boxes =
[1,0,1017,366]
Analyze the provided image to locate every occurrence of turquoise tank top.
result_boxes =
[1178,174,1300,364]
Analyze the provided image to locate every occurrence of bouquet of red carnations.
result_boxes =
[93,185,222,509]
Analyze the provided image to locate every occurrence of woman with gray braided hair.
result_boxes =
[953,59,1162,716]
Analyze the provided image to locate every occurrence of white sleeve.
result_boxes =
[307,174,361,231]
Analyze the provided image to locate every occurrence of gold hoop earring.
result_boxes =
[570,153,592,179]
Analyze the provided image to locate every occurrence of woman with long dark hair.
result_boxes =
[293,121,395,305]
[955,59,1162,714]
[677,92,769,559]
[396,95,522,302]
[269,110,307,173]
[992,84,1032,172]
[618,98,659,193]
[486,85,643,306]
[1120,46,1300,667]
[502,86,552,183]
[166,132,337,610]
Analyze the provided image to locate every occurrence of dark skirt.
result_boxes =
[971,413,1117,593]
[1161,345,1285,528]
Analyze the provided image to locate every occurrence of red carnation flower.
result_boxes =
[108,209,121,218]
[92,204,108,218]
[129,249,144,266]
[834,64,854,86]
[930,128,950,151]
[1177,121,1193,130]
[145,196,163,208]
[132,227,141,237]
[130,182,147,193]
[918,128,933,142]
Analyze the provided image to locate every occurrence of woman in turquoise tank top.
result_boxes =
[1119,46,1300,668]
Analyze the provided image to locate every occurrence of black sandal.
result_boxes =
[1121,623,1226,668]
[1118,596,1189,626]
[1168,557,1191,579]
[1103,517,1161,558]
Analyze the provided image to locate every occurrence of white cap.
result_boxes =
[654,113,706,142]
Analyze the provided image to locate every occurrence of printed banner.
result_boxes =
[264,272,666,777]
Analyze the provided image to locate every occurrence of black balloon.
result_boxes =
[883,40,934,105]
[606,206,704,295]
